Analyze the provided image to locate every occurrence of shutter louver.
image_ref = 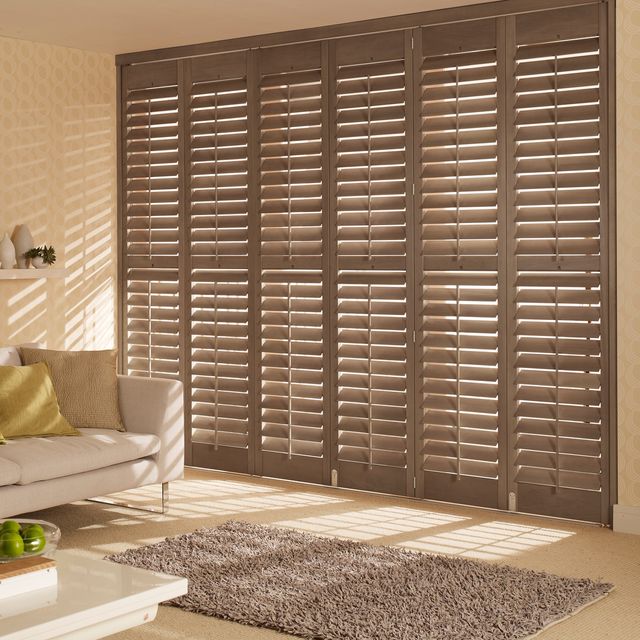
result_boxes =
[417,22,501,508]
[187,54,251,472]
[511,6,605,522]
[123,62,181,380]
[258,44,326,482]
[334,34,410,495]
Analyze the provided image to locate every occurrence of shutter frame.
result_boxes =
[508,4,608,520]
[417,19,502,508]
[334,31,410,495]
[123,60,182,382]
[257,42,327,483]
[186,50,252,473]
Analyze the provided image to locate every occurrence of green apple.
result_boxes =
[1,520,21,534]
[0,531,25,558]
[21,523,44,538]
[21,526,46,553]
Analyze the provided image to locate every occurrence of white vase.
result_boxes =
[12,224,34,269]
[31,255,47,269]
[0,234,16,269]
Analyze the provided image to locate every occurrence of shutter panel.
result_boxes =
[118,3,613,525]
[187,53,251,472]
[510,5,607,522]
[258,44,327,482]
[334,33,410,495]
[123,62,181,380]
[417,21,501,507]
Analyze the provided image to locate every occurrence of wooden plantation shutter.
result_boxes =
[415,21,503,508]
[508,4,608,522]
[122,62,182,380]
[333,33,412,495]
[257,43,327,482]
[118,0,613,524]
[186,53,251,472]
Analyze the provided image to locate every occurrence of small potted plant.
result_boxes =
[26,246,57,269]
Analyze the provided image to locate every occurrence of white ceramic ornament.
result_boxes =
[12,224,34,268]
[0,233,17,269]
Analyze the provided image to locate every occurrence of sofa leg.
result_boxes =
[88,482,168,515]
[161,482,169,513]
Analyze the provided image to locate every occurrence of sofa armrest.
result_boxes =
[117,375,185,483]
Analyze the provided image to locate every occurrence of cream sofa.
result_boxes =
[0,346,184,519]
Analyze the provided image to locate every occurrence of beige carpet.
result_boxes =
[23,468,640,640]
[107,520,613,640]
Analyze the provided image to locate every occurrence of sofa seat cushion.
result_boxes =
[0,429,161,485]
[0,457,21,487]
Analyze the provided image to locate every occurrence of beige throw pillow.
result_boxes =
[20,348,125,431]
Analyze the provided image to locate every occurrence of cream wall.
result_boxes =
[0,36,115,350]
[617,0,640,507]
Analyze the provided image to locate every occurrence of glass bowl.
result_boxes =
[0,519,60,563]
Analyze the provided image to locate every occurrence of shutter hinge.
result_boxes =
[413,477,417,490]
[331,469,338,487]
[508,491,517,512]
[412,330,416,344]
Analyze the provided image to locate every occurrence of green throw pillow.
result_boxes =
[0,362,79,442]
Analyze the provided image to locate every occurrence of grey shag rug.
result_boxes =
[107,520,612,640]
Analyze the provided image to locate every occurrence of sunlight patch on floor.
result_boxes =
[274,507,467,541]
[126,491,351,519]
[166,478,278,497]
[399,520,575,559]
[97,517,148,527]
[73,506,175,528]
[90,541,137,554]
[136,537,167,545]
[86,477,302,521]
[102,477,279,506]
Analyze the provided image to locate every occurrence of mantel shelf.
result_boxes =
[0,268,66,280]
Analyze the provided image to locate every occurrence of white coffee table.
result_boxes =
[0,550,188,639]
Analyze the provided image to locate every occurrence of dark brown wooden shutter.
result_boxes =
[185,53,251,472]
[333,33,411,495]
[118,1,613,525]
[257,43,327,482]
[416,21,502,508]
[123,62,181,380]
[509,4,607,522]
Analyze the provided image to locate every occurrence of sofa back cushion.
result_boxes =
[0,347,21,366]
[20,348,125,431]
[0,362,79,441]
[0,343,44,366]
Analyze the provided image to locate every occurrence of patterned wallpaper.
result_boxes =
[617,0,640,507]
[0,36,116,351]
